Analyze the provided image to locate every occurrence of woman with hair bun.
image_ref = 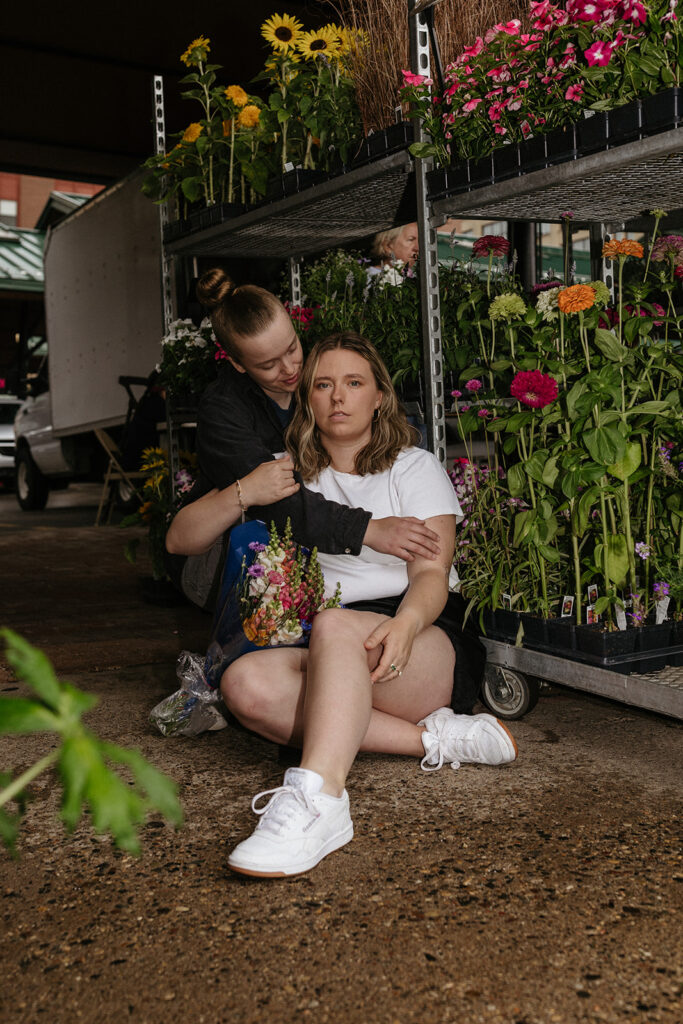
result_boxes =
[220,332,518,879]
[166,268,443,575]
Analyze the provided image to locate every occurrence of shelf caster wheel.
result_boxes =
[481,665,540,720]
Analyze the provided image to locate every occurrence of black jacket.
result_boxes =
[194,364,371,555]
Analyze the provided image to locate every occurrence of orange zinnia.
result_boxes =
[602,239,644,260]
[557,284,596,314]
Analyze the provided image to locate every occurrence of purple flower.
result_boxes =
[478,408,490,418]
[247,564,265,577]
[635,542,651,560]
[459,404,471,412]
[248,541,267,552]
[451,389,462,398]
[653,581,670,599]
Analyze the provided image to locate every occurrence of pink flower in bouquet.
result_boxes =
[585,40,615,66]
[510,370,558,409]
[466,379,483,392]
[214,342,229,361]
[472,234,510,259]
[268,570,285,585]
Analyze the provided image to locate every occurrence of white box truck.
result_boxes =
[14,170,165,509]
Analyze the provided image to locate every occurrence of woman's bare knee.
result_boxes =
[220,654,272,727]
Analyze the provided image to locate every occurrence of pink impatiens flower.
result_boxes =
[401,70,432,87]
[585,40,615,66]
[565,83,584,102]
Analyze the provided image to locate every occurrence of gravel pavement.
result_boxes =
[1,509,681,1024]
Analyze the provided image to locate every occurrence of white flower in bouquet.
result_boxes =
[273,621,304,645]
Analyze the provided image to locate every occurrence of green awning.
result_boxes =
[0,226,45,293]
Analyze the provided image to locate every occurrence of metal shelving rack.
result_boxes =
[154,11,683,719]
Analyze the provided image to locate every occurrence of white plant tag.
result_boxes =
[615,605,627,631]
[655,597,670,625]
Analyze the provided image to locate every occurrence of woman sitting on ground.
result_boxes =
[221,331,518,878]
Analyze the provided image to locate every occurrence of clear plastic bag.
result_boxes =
[150,651,227,737]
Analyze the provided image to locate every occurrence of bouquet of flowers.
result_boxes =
[204,518,342,688]
[149,519,342,737]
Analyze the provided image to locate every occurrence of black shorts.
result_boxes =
[346,591,486,715]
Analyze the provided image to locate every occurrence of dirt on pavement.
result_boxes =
[1,525,681,1024]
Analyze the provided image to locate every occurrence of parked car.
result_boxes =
[0,395,22,486]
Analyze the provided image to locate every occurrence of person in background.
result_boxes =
[366,222,419,279]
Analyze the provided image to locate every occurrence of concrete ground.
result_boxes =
[0,485,681,1024]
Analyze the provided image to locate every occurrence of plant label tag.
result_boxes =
[615,605,627,631]
[394,105,403,123]
[655,597,670,625]
[284,161,294,172]
[502,593,512,610]
[587,584,598,604]
[586,604,598,624]
[561,595,574,617]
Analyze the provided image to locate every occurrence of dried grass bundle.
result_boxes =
[334,0,528,133]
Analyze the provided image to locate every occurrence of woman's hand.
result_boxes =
[364,610,421,684]
[239,457,299,508]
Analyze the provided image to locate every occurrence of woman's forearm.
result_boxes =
[165,486,242,556]
[396,568,450,633]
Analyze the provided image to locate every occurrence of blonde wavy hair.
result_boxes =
[285,332,420,481]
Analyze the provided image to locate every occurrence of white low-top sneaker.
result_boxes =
[227,767,354,877]
[418,706,518,772]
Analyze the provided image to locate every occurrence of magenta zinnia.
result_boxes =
[510,370,558,409]
[472,234,510,259]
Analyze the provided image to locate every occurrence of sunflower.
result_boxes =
[261,13,303,52]
[180,35,210,67]
[237,104,261,130]
[182,122,203,144]
[296,26,340,60]
[602,239,644,260]
[557,284,596,314]
[225,85,248,108]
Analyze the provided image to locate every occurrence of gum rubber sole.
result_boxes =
[495,718,519,760]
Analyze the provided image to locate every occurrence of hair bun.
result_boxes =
[196,268,236,310]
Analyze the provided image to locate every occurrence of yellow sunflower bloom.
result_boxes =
[296,26,340,60]
[557,284,596,314]
[261,13,303,51]
[237,104,261,130]
[602,239,644,260]
[225,84,248,108]
[180,35,210,67]
[182,122,203,144]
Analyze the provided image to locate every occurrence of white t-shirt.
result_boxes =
[306,447,463,604]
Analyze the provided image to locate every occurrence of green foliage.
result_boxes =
[0,630,183,857]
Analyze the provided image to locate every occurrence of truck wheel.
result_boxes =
[481,665,540,719]
[15,448,49,511]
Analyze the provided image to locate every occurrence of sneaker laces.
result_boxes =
[251,784,320,835]
[421,734,462,773]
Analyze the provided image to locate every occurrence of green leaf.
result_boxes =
[180,177,204,202]
[594,327,629,362]
[0,697,60,735]
[607,441,641,481]
[58,735,92,832]
[537,543,561,563]
[541,456,559,488]
[577,486,600,536]
[507,462,526,497]
[409,142,437,159]
[625,401,669,417]
[561,467,581,500]
[605,534,629,585]
[583,425,627,466]
[524,449,550,486]
[513,509,534,547]
[0,629,62,710]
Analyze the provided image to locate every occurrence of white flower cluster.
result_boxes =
[374,261,405,289]
[535,287,561,322]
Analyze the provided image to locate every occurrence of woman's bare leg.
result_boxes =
[221,608,454,795]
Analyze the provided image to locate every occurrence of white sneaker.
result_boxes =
[227,767,354,877]
[418,706,518,772]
